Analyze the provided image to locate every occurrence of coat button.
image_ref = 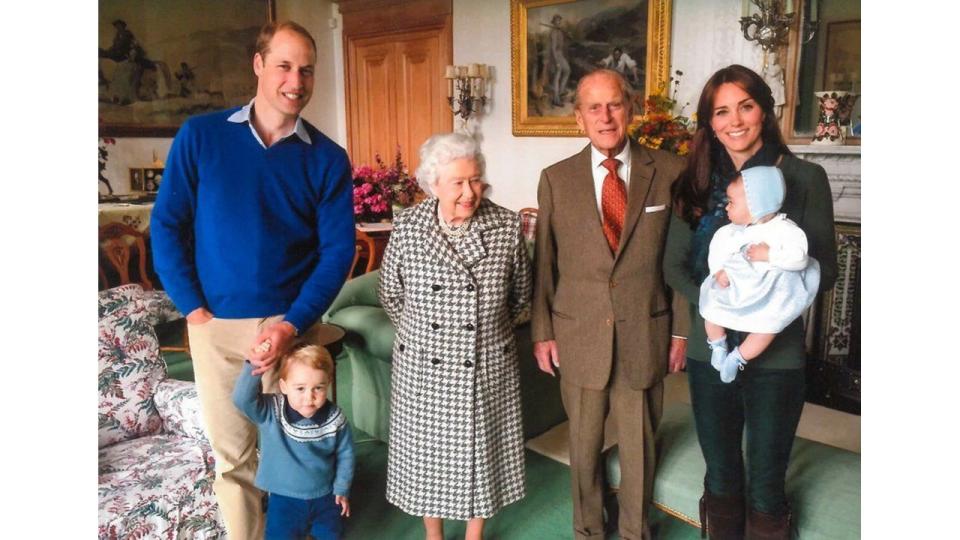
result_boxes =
[465,323,475,331]
[606,318,612,326]
[431,323,440,330]
[432,284,442,291]
[463,360,473,368]
[431,358,441,365]
[466,284,475,292]
[399,344,406,352]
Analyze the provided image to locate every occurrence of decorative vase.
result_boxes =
[812,91,848,145]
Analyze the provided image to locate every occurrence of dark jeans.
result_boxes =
[265,492,343,540]
[686,358,805,515]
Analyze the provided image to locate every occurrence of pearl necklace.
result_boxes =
[438,207,472,238]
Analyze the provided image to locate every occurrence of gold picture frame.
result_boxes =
[511,0,671,137]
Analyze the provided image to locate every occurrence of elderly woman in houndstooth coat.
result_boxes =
[378,133,532,540]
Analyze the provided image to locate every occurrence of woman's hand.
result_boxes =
[745,242,770,262]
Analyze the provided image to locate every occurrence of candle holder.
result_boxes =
[739,0,816,52]
[445,63,490,121]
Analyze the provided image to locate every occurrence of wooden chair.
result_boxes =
[99,223,190,354]
[99,222,154,290]
[350,229,379,278]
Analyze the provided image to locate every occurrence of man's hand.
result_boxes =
[669,337,687,373]
[533,340,559,377]
[746,242,770,262]
[715,270,730,288]
[335,495,351,517]
[186,307,214,325]
[249,321,298,376]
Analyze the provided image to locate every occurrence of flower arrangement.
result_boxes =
[352,149,422,222]
[628,70,694,156]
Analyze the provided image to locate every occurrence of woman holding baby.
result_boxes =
[663,64,838,539]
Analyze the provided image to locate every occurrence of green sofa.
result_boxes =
[323,269,567,442]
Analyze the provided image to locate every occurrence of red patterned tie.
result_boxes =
[601,158,627,253]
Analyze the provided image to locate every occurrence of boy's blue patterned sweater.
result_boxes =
[232,362,354,499]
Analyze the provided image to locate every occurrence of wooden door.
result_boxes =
[342,0,452,172]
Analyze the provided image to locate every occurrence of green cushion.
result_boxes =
[327,306,396,361]
[161,351,194,382]
[605,402,860,539]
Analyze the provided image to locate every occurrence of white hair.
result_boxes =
[415,133,485,195]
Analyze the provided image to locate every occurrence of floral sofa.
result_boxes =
[98,285,224,539]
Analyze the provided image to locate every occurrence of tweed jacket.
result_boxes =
[532,141,685,391]
[377,197,532,519]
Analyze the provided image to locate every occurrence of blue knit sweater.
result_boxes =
[151,107,355,332]
[232,362,355,499]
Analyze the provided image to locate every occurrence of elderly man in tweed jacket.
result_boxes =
[532,69,687,540]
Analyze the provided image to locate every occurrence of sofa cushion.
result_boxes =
[328,305,396,360]
[98,286,167,448]
[98,435,222,539]
[154,379,207,441]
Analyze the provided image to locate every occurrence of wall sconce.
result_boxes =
[739,0,817,52]
[445,63,490,121]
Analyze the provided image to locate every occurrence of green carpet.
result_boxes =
[337,358,702,540]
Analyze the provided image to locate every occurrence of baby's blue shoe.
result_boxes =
[707,336,728,371]
[719,347,748,383]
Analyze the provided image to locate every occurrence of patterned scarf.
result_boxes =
[688,142,781,284]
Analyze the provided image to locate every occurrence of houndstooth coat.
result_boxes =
[378,197,532,520]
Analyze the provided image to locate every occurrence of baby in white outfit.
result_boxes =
[700,166,820,382]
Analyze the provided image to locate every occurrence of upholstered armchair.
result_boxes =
[98,285,223,539]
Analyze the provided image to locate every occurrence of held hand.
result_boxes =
[668,337,687,373]
[533,340,560,377]
[249,321,297,376]
[715,270,730,288]
[186,307,214,325]
[746,243,770,263]
[335,496,350,517]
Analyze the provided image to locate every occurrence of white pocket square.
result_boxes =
[645,204,666,213]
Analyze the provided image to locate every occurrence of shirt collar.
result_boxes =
[227,98,311,147]
[590,140,631,171]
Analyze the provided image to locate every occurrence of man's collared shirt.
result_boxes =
[227,98,312,148]
[590,142,631,216]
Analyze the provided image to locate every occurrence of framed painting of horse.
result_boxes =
[98,0,274,137]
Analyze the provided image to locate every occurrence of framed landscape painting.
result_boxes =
[511,0,671,136]
[98,0,274,136]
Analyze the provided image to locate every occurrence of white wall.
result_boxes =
[452,0,765,211]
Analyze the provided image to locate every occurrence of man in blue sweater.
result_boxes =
[151,20,354,540]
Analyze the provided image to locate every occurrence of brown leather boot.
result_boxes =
[745,507,792,540]
[699,490,745,540]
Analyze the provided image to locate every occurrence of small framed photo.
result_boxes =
[129,168,145,191]
[143,168,164,192]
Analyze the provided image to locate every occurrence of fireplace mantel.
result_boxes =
[788,145,861,224]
